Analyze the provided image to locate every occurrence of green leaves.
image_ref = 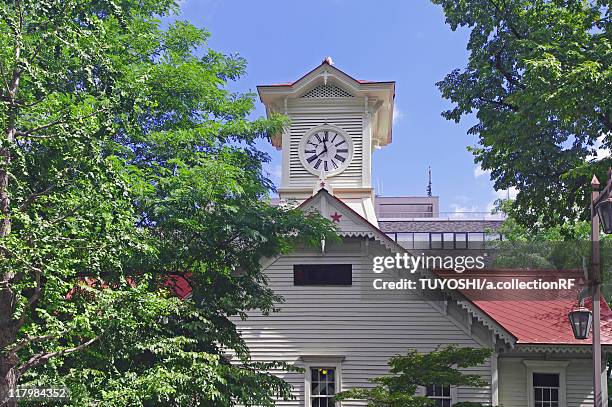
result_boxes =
[1,0,336,405]
[433,0,612,230]
[335,346,492,407]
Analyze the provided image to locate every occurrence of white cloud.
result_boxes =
[449,203,479,219]
[587,134,611,162]
[494,187,518,200]
[392,105,404,124]
[483,187,519,216]
[474,164,491,178]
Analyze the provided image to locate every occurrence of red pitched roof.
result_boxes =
[436,269,612,346]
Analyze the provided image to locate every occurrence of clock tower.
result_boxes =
[258,58,395,226]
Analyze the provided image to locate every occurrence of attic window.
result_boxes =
[301,84,353,98]
[293,264,352,286]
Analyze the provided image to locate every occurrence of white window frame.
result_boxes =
[424,384,457,406]
[523,360,569,407]
[300,356,344,407]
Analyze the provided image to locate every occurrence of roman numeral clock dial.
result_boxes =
[299,126,352,177]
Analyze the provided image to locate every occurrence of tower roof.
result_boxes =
[258,60,395,148]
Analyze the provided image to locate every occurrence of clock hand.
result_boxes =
[315,142,328,159]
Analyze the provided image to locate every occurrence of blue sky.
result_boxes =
[173,0,515,214]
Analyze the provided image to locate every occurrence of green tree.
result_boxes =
[0,1,334,405]
[433,0,611,230]
[335,346,492,407]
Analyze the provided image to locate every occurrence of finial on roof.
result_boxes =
[322,56,334,66]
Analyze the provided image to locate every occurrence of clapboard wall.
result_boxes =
[236,237,494,406]
[286,112,364,189]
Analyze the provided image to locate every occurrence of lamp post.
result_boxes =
[569,306,593,340]
[571,171,612,407]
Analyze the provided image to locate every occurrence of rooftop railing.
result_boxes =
[376,211,507,221]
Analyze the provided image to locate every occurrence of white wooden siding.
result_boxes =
[498,359,527,407]
[287,113,363,189]
[499,357,600,407]
[237,238,492,406]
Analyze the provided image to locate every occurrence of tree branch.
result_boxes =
[493,51,526,90]
[488,0,525,40]
[601,111,612,133]
[19,185,55,211]
[477,97,519,112]
[14,109,104,139]
[18,336,98,374]
[13,265,42,330]
[0,60,11,97]
[3,334,54,356]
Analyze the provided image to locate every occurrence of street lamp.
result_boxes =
[568,306,593,340]
[596,197,612,234]
[571,170,612,407]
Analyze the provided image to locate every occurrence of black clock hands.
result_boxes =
[316,141,328,159]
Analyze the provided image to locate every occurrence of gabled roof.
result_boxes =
[258,59,395,89]
[436,269,612,347]
[258,60,395,148]
[298,188,403,252]
[132,188,611,351]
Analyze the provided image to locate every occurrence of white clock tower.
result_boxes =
[258,58,395,226]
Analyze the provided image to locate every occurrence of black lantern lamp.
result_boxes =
[595,197,612,234]
[568,306,593,340]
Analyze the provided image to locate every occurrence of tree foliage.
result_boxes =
[433,0,612,229]
[0,1,335,405]
[335,346,492,407]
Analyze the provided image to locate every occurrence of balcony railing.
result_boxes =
[376,211,506,221]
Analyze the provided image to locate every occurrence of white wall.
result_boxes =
[286,112,364,189]
[498,356,605,407]
[237,237,493,406]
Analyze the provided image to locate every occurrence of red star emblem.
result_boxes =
[330,212,342,223]
[320,181,326,187]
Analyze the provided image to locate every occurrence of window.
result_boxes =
[524,360,568,407]
[414,233,430,249]
[468,232,485,249]
[426,385,452,407]
[293,264,352,286]
[430,233,443,249]
[396,232,414,249]
[310,368,336,407]
[455,233,467,249]
[443,233,454,249]
[533,373,560,407]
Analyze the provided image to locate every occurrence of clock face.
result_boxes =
[300,127,351,175]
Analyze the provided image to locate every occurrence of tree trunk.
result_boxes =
[0,353,18,407]
[0,26,21,407]
[0,282,17,407]
[0,89,17,407]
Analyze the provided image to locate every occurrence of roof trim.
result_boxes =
[299,189,517,347]
[299,189,405,253]
[257,60,396,89]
